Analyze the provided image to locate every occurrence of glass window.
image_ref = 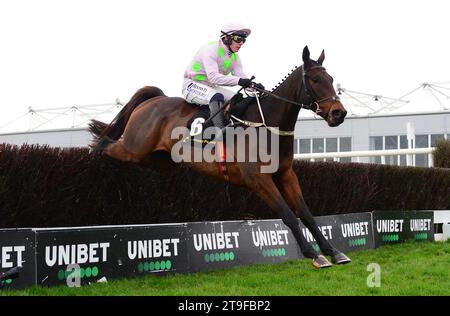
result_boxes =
[370,136,383,150]
[385,136,398,149]
[415,154,428,167]
[340,137,351,152]
[369,136,382,164]
[385,135,398,165]
[324,138,337,162]
[400,135,408,166]
[431,134,445,146]
[326,138,337,152]
[299,139,311,154]
[293,139,299,154]
[313,138,324,153]
[415,134,429,167]
[400,136,408,149]
[339,137,352,162]
[415,135,429,148]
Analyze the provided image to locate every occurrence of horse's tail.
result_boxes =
[88,86,165,146]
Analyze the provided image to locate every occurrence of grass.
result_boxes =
[2,241,449,296]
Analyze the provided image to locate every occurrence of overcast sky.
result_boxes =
[1,0,449,131]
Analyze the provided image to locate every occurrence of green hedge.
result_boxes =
[0,144,449,228]
[433,139,450,168]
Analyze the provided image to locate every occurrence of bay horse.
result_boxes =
[89,46,351,268]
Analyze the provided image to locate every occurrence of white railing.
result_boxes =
[294,147,435,167]
[434,211,450,242]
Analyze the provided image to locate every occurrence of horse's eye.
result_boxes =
[312,77,321,83]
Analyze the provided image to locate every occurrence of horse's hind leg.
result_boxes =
[103,139,143,163]
[102,109,164,163]
[95,136,115,152]
[275,169,351,265]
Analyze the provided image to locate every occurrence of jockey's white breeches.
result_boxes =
[181,78,236,105]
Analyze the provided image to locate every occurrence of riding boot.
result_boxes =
[209,100,227,142]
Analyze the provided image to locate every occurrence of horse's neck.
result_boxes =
[243,68,302,132]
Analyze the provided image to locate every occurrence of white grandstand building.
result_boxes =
[1,82,449,167]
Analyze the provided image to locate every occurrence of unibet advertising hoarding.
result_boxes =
[0,229,35,289]
[35,224,188,286]
[299,212,375,255]
[372,211,434,247]
[185,220,300,272]
[0,211,435,288]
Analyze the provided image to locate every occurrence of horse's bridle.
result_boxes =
[301,65,340,116]
[252,65,340,116]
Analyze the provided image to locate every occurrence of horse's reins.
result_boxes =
[231,65,340,136]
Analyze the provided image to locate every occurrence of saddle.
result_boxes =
[185,93,255,145]
[225,92,255,119]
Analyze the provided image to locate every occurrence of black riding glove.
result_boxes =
[253,83,265,91]
[238,78,253,88]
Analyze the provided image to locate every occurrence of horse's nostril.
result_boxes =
[332,110,343,119]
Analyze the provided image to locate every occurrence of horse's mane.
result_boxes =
[271,60,320,93]
[271,65,300,92]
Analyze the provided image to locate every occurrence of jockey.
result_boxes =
[182,23,265,139]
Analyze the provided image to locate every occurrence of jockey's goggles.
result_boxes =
[231,34,247,43]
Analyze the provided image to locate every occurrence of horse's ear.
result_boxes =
[317,49,325,65]
[302,45,311,68]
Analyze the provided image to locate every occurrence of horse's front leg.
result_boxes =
[274,168,351,265]
[245,173,332,268]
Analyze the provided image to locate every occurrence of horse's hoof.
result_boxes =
[331,252,352,265]
[312,255,333,269]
